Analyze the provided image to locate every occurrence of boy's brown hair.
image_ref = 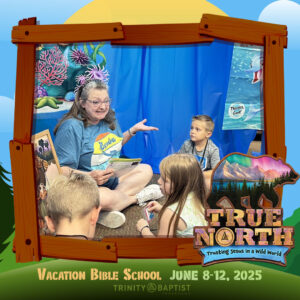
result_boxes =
[192,115,215,132]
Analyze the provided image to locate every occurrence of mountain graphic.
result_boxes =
[214,160,281,181]
[208,154,299,209]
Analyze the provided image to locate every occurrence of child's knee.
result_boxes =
[99,187,117,210]
[140,163,153,179]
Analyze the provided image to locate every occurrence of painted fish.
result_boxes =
[244,104,263,122]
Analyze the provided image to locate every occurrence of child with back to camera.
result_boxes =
[45,172,101,240]
[136,154,207,237]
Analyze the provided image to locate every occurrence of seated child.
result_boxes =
[179,115,220,170]
[178,114,220,188]
[45,173,101,240]
[136,154,207,237]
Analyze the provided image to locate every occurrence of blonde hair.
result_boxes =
[54,79,116,134]
[46,173,100,227]
[159,154,206,237]
[192,115,215,132]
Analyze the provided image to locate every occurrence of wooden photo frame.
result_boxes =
[32,129,61,188]
[10,14,287,263]
[32,129,61,233]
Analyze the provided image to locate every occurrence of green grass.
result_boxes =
[1,208,300,299]
[247,208,300,276]
[0,258,299,299]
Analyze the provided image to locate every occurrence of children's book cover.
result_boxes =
[1,1,300,299]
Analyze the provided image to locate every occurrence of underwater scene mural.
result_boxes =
[33,42,109,140]
[222,44,264,131]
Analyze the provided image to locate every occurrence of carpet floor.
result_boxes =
[95,174,165,239]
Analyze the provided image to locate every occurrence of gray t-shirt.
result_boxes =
[178,139,220,170]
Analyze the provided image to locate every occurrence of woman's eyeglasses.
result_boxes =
[86,99,111,106]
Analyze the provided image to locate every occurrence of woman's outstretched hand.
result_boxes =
[131,119,159,133]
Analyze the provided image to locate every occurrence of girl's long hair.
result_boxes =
[54,79,116,135]
[159,154,206,237]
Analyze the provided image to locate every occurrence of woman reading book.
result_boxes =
[54,79,162,228]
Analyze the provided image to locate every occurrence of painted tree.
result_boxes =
[0,163,14,261]
[38,139,45,152]
[44,140,49,151]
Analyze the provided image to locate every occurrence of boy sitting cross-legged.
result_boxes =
[178,114,220,189]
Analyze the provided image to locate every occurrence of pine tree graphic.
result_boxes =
[0,163,14,260]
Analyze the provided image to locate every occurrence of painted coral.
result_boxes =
[35,46,68,86]
[71,49,90,65]
[75,74,87,86]
[85,64,109,82]
[34,85,48,99]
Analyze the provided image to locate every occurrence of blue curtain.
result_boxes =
[106,40,256,173]
[33,40,257,173]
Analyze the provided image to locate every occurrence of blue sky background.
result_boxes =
[0,0,299,218]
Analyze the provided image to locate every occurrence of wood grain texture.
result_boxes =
[264,35,286,204]
[199,14,287,47]
[40,236,117,262]
[14,18,36,142]
[102,238,194,258]
[264,35,286,160]
[12,23,124,43]
[11,18,39,262]
[177,243,203,266]
[9,141,40,262]
[18,17,37,26]
[14,44,35,142]
[111,24,214,45]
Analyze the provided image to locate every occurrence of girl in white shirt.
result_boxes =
[136,154,207,237]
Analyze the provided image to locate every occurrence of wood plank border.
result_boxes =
[40,236,117,262]
[10,17,40,262]
[264,35,286,201]
[10,15,287,264]
[111,24,214,45]
[264,35,286,159]
[177,243,202,266]
[102,238,194,258]
[199,14,287,47]
[10,141,40,262]
[12,21,124,43]
[12,22,213,46]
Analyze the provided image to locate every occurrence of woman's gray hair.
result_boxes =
[54,79,116,135]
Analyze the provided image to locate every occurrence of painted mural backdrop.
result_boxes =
[33,42,110,138]
[223,44,264,130]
